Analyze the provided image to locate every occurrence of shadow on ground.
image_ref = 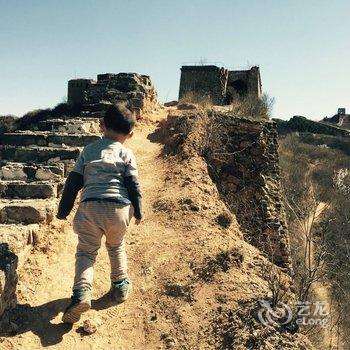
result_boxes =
[0,294,125,347]
[0,298,72,347]
[91,292,118,311]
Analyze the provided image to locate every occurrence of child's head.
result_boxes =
[101,104,136,141]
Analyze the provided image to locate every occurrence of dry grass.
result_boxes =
[178,90,214,110]
[228,93,274,120]
[279,133,350,348]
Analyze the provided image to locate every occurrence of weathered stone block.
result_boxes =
[0,162,64,181]
[0,181,59,199]
[0,165,27,181]
[0,199,55,224]
[1,132,99,147]
[49,134,100,147]
[37,118,100,134]
[0,146,80,163]
[35,166,63,181]
[130,98,144,109]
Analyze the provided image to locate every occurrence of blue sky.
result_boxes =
[0,0,349,120]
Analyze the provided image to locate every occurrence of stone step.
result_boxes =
[0,145,80,163]
[80,111,103,119]
[0,181,61,199]
[0,199,55,224]
[0,161,64,181]
[36,118,100,134]
[1,131,100,147]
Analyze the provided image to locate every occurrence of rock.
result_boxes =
[82,318,101,334]
[1,166,27,181]
[161,334,177,349]
[257,174,266,186]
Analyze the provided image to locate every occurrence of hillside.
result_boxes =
[0,108,313,349]
[279,130,350,348]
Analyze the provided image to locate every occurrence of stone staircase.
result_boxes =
[0,117,101,317]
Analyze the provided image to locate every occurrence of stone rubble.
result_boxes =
[68,73,159,118]
[0,116,101,321]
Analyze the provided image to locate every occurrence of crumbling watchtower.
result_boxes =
[67,79,94,105]
[178,65,262,105]
[67,73,158,117]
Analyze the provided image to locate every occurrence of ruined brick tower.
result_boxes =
[67,73,158,117]
[67,79,94,106]
[178,65,262,105]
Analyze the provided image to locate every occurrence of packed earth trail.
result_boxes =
[2,112,173,349]
[1,109,315,350]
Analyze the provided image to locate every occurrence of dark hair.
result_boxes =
[103,104,136,134]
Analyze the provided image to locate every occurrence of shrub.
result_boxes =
[178,91,213,110]
[228,93,274,120]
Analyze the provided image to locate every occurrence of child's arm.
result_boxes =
[125,150,143,221]
[125,175,142,220]
[57,172,84,219]
[57,148,85,220]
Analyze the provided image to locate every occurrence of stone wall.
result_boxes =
[167,110,291,268]
[204,113,291,268]
[178,66,228,105]
[67,79,94,105]
[226,66,262,102]
[178,65,262,106]
[323,112,350,131]
[299,132,350,156]
[274,116,350,137]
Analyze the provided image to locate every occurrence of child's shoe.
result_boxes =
[110,279,131,303]
[62,288,91,324]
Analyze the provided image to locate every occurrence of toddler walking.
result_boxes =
[57,104,142,323]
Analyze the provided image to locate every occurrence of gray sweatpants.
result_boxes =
[72,201,133,290]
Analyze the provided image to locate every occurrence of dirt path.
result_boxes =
[1,110,315,350]
[2,112,172,349]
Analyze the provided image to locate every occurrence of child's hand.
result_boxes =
[135,218,142,225]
